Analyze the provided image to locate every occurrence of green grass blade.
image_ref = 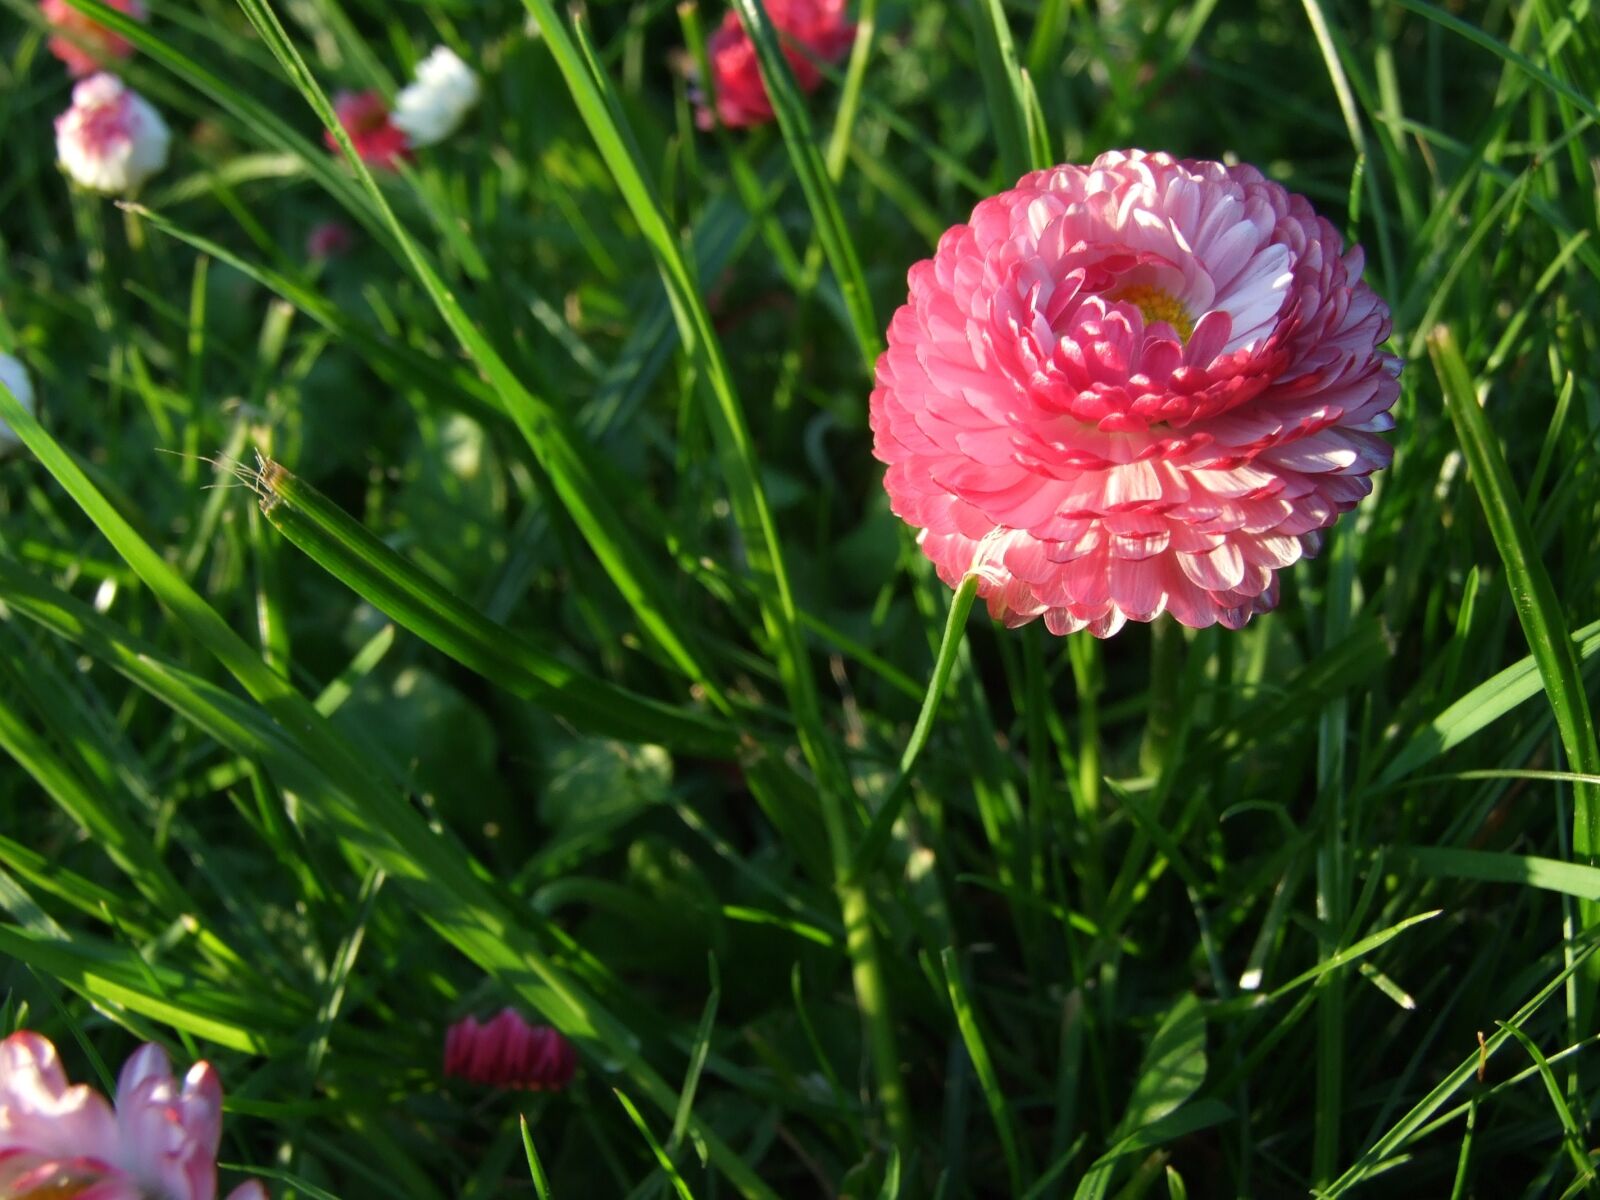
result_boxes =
[252,458,738,757]
[1430,326,1600,861]
[1376,618,1600,788]
[615,1089,698,1200]
[969,0,1036,180]
[521,1116,553,1200]
[942,947,1024,1196]
[850,573,980,882]
[727,0,881,368]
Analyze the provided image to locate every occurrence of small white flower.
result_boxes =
[0,353,37,453]
[55,73,170,195]
[391,45,480,148]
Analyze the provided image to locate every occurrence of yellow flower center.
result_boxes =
[1109,284,1194,341]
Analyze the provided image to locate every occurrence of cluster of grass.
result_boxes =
[2,0,1600,1194]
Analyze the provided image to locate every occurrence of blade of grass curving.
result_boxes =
[969,0,1036,181]
[850,573,980,882]
[227,0,727,712]
[724,0,881,368]
[822,0,880,180]
[615,1089,698,1200]
[1431,326,1600,871]
[1493,1022,1590,1182]
[0,925,291,1053]
[1395,0,1600,125]
[251,458,738,757]
[523,0,911,1147]
[1376,617,1600,787]
[521,1116,553,1200]
[942,947,1024,1196]
[1403,847,1600,902]
[1298,0,1396,295]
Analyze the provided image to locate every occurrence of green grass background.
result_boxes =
[3,0,1600,1195]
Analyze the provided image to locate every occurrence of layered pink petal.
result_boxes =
[872,150,1401,635]
[0,1033,262,1200]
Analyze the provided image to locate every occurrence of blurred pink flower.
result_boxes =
[871,150,1401,636]
[325,90,410,171]
[444,1010,577,1092]
[40,0,147,78]
[0,1031,266,1200]
[696,0,855,130]
[306,221,354,261]
[55,72,170,195]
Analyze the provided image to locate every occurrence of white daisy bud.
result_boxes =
[55,73,171,195]
[0,353,37,453]
[391,46,480,149]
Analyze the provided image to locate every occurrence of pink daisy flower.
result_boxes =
[696,0,856,130]
[0,1031,267,1200]
[40,0,147,78]
[871,150,1401,637]
[325,90,410,171]
[443,1010,577,1092]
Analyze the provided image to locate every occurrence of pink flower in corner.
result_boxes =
[40,0,147,78]
[871,150,1401,637]
[325,90,410,171]
[0,1031,267,1200]
[696,0,855,130]
[444,1009,578,1092]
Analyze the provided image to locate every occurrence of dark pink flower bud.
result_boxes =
[695,0,855,130]
[444,1009,578,1092]
[306,221,354,261]
[326,90,411,171]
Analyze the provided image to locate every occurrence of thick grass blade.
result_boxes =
[251,458,738,757]
[1376,617,1600,788]
[726,0,881,368]
[968,0,1037,181]
[521,1116,553,1200]
[1430,326,1600,865]
[1404,847,1600,902]
[942,947,1024,1196]
[850,573,981,882]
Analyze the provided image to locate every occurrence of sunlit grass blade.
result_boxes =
[615,1088,698,1200]
[942,946,1023,1196]
[1430,326,1600,861]
[251,457,739,757]
[850,573,980,882]
[727,0,881,368]
[1376,617,1600,788]
[1404,847,1600,901]
[521,1115,553,1200]
[968,0,1036,180]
